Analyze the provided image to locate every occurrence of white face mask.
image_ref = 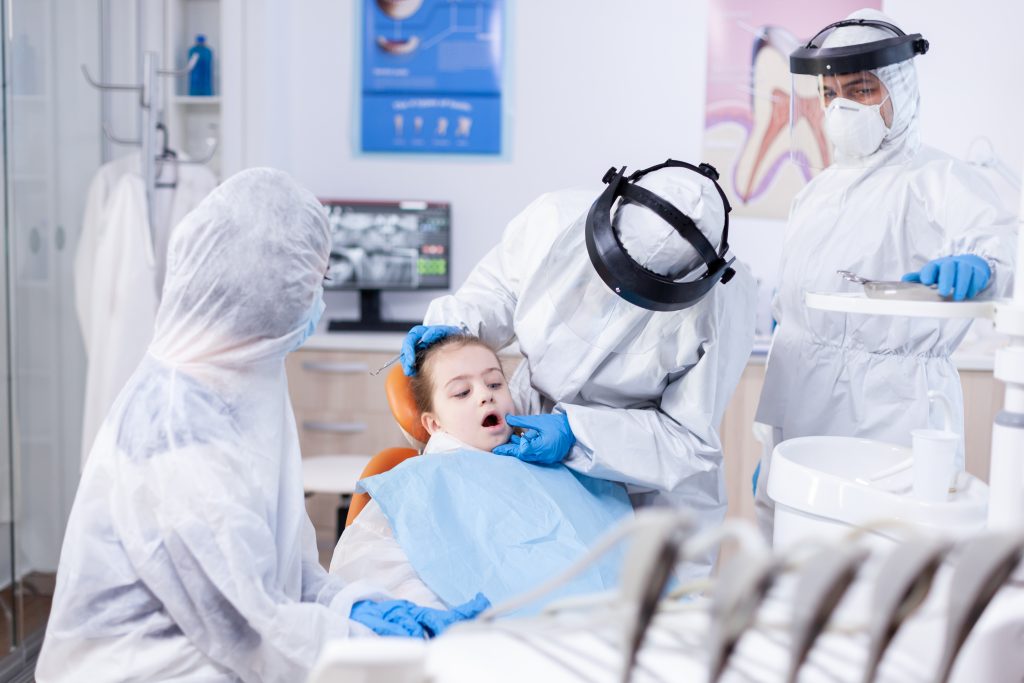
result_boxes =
[292,293,325,351]
[824,96,890,160]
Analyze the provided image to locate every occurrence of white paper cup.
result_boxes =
[912,428,959,503]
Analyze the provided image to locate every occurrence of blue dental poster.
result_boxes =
[361,0,503,154]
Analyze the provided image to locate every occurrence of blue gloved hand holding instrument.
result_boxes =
[492,413,576,465]
[399,324,465,376]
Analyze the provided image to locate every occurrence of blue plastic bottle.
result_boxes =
[188,34,213,96]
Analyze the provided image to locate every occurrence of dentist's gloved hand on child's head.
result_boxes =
[401,325,464,376]
[350,593,491,638]
[492,413,576,465]
[901,254,991,301]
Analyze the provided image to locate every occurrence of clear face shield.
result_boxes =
[788,17,928,171]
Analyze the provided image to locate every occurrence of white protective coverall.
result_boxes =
[754,9,1017,530]
[37,169,380,683]
[424,168,758,580]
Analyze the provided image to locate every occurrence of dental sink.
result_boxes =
[767,436,988,549]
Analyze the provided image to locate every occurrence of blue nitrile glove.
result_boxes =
[400,324,463,376]
[350,593,490,638]
[350,599,429,637]
[752,461,761,498]
[407,593,491,637]
[492,413,576,465]
[901,255,991,301]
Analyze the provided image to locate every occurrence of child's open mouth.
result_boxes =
[481,413,503,429]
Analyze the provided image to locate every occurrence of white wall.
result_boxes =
[888,0,1024,204]
[235,0,1024,327]
[890,0,1024,172]
[237,0,712,323]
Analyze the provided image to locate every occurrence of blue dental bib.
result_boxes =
[359,450,632,616]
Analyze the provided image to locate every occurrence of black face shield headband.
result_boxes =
[790,18,929,76]
[584,159,735,312]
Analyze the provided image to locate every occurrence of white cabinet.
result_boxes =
[287,349,412,459]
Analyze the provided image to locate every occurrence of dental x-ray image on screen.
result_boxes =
[321,200,450,291]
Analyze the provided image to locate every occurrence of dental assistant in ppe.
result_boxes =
[36,169,487,683]
[402,160,758,581]
[753,9,1016,533]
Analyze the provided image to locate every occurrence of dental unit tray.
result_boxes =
[802,271,997,319]
[805,292,995,319]
[837,270,945,302]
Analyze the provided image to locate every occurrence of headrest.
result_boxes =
[385,363,430,448]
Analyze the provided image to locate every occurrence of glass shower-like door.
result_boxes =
[0,0,14,666]
[2,0,100,674]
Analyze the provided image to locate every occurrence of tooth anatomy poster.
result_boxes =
[361,0,503,155]
[702,0,880,218]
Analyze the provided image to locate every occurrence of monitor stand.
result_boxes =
[327,289,420,333]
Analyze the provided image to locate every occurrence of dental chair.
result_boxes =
[344,363,425,527]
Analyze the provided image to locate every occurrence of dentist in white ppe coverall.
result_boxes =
[36,169,486,683]
[403,160,757,580]
[754,9,1017,532]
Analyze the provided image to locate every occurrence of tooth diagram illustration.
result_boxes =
[733,26,830,203]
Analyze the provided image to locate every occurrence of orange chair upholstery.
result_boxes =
[345,364,426,527]
[384,362,430,446]
[344,446,418,526]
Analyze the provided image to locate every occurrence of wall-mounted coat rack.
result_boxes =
[81,51,218,243]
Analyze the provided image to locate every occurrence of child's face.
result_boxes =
[420,344,515,451]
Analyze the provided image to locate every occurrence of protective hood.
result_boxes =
[586,160,734,312]
[614,165,727,279]
[819,8,923,159]
[150,167,331,367]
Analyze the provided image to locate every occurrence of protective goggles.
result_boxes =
[585,159,735,312]
[789,18,928,77]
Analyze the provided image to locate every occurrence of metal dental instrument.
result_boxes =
[370,354,400,376]
[370,324,472,376]
[837,269,944,301]
[837,269,873,284]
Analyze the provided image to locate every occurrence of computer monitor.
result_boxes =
[321,199,451,332]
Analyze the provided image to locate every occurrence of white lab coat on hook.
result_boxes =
[75,154,217,465]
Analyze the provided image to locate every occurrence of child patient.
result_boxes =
[330,334,631,615]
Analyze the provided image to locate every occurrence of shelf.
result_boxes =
[173,95,220,106]
[805,292,995,320]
